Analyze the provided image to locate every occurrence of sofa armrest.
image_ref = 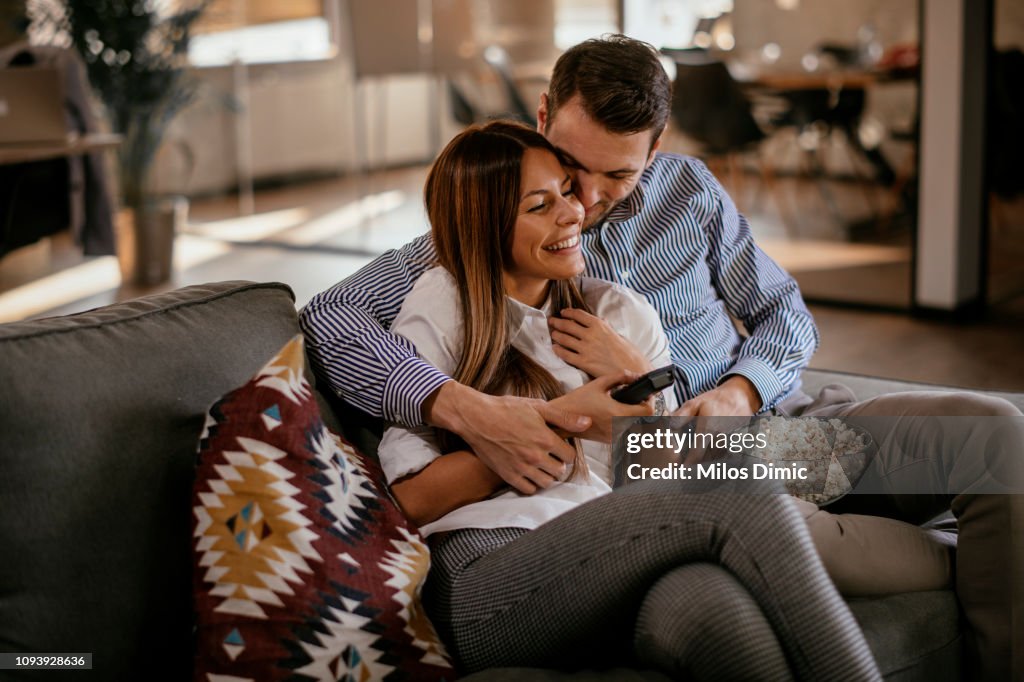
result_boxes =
[802,368,1024,412]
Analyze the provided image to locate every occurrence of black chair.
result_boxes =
[669,58,788,224]
[671,60,766,157]
[445,45,536,129]
[447,80,477,127]
[482,45,536,128]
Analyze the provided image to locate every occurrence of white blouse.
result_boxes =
[378,267,677,536]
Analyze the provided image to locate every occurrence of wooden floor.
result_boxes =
[1,163,1022,392]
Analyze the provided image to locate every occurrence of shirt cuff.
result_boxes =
[721,357,785,413]
[381,355,452,427]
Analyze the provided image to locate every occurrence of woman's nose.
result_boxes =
[557,194,584,224]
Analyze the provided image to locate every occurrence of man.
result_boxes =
[301,35,1021,679]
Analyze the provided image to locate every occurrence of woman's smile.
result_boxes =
[504,147,586,307]
[542,234,581,252]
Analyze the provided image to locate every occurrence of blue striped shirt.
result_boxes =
[300,153,819,425]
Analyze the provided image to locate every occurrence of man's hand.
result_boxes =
[423,381,591,494]
[549,308,653,377]
[550,371,656,443]
[673,375,762,417]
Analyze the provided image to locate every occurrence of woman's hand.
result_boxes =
[549,308,653,377]
[549,371,655,444]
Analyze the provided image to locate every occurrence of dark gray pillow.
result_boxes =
[0,281,310,681]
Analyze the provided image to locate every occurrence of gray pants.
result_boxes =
[424,483,881,681]
[789,386,1024,681]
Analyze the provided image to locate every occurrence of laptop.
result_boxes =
[0,66,71,144]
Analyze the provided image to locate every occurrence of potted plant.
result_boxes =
[44,0,209,285]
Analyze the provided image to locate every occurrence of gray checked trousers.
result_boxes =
[423,482,881,681]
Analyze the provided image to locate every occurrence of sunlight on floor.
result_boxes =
[0,235,231,323]
[0,189,411,322]
[186,191,407,246]
[760,239,910,271]
[185,207,312,242]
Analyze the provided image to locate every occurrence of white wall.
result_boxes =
[731,0,917,69]
[150,55,445,197]
[915,0,987,310]
[150,0,561,197]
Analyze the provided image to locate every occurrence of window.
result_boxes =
[186,0,333,66]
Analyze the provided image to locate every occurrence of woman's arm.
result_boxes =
[548,308,654,377]
[549,370,654,443]
[547,281,673,384]
[390,450,506,527]
[547,282,679,434]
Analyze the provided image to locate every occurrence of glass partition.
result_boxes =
[634,0,920,308]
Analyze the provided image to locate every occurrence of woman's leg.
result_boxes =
[425,481,880,681]
[634,563,793,681]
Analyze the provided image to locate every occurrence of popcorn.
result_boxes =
[751,417,872,505]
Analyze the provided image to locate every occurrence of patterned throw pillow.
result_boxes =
[192,336,454,681]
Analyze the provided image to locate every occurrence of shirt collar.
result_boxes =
[506,293,554,337]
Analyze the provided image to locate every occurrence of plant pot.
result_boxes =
[116,197,187,286]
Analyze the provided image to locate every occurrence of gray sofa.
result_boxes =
[1,280,1019,681]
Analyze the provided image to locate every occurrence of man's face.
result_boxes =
[538,94,661,229]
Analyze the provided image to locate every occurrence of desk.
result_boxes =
[0,133,122,258]
[748,70,877,91]
[0,133,122,166]
[738,68,900,187]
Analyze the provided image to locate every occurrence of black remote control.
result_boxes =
[611,366,675,404]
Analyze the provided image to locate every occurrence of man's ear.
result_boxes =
[646,128,665,167]
[537,93,549,134]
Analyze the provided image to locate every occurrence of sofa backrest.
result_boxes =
[0,281,343,681]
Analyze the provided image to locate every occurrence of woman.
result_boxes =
[378,121,881,681]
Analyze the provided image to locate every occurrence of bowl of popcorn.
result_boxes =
[746,417,875,505]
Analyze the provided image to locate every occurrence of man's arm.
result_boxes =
[302,252,590,493]
[693,160,820,412]
[300,234,447,425]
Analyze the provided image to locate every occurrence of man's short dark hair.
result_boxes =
[547,34,671,139]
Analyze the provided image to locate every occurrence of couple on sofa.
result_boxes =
[301,36,1022,681]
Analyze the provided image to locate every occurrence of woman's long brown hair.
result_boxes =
[424,120,591,479]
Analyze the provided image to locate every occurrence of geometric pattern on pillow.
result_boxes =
[192,336,454,681]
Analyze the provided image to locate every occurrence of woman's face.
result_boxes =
[503,147,585,307]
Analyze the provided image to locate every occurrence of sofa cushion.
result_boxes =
[0,281,320,681]
[848,591,962,680]
[193,335,453,681]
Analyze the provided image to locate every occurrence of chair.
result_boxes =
[445,45,536,129]
[669,58,784,223]
[671,60,766,157]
